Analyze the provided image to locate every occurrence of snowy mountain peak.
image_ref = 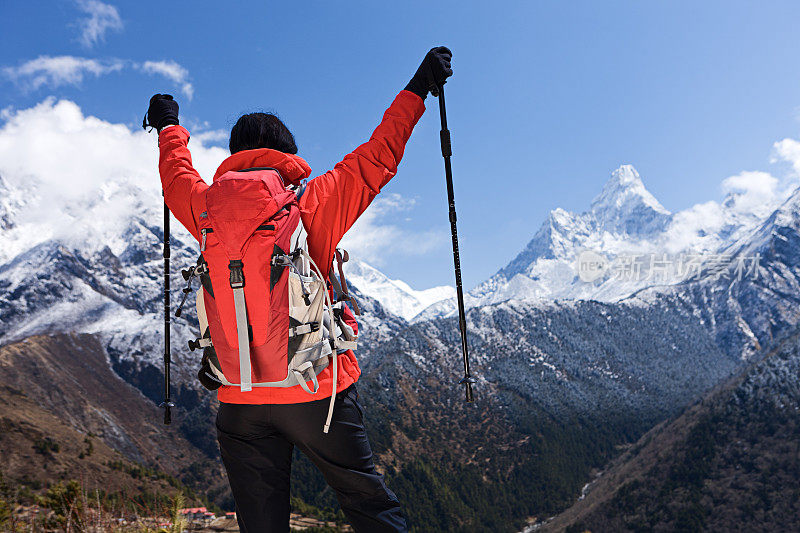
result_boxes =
[591,164,669,215]
[344,260,455,321]
[609,164,643,187]
[548,207,575,227]
[504,166,669,277]
[589,165,671,236]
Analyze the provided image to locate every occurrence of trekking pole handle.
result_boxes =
[430,78,444,98]
[440,129,452,158]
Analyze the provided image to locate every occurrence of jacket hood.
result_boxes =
[213,148,312,185]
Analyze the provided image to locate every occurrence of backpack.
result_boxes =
[176,167,359,433]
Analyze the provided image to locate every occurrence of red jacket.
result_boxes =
[158,90,425,404]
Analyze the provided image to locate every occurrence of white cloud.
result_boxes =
[0,99,227,229]
[3,56,196,100]
[2,56,124,91]
[339,193,447,266]
[193,129,228,146]
[772,138,800,176]
[75,0,123,48]
[661,200,726,253]
[139,60,194,100]
[721,170,780,216]
[660,167,793,254]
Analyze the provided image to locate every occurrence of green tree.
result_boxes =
[36,480,84,530]
[166,492,186,533]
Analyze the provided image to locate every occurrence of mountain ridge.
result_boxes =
[416,164,790,321]
[343,259,455,321]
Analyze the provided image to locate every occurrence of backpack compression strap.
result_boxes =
[229,260,252,392]
[328,248,361,315]
[297,248,339,433]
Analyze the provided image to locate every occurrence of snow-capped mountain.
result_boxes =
[343,259,454,321]
[587,164,671,236]
[0,176,203,385]
[0,174,416,382]
[629,184,800,360]
[417,164,784,321]
[2,161,793,374]
[1,162,787,385]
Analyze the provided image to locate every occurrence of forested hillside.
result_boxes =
[543,328,800,532]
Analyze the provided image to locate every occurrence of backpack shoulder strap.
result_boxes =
[228,259,252,392]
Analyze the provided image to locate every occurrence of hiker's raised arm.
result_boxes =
[300,47,453,270]
[158,126,208,239]
[147,94,208,240]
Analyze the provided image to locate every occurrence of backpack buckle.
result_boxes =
[188,338,212,351]
[271,254,292,267]
[228,260,245,288]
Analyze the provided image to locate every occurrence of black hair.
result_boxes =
[229,112,298,155]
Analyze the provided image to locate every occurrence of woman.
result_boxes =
[145,46,453,532]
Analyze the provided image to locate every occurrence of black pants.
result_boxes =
[216,385,408,533]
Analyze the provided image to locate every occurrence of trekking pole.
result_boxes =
[142,109,175,424]
[161,200,174,424]
[433,82,476,403]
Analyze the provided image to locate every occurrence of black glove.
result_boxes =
[405,46,453,100]
[144,93,179,131]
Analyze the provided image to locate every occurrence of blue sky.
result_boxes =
[3,1,800,289]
